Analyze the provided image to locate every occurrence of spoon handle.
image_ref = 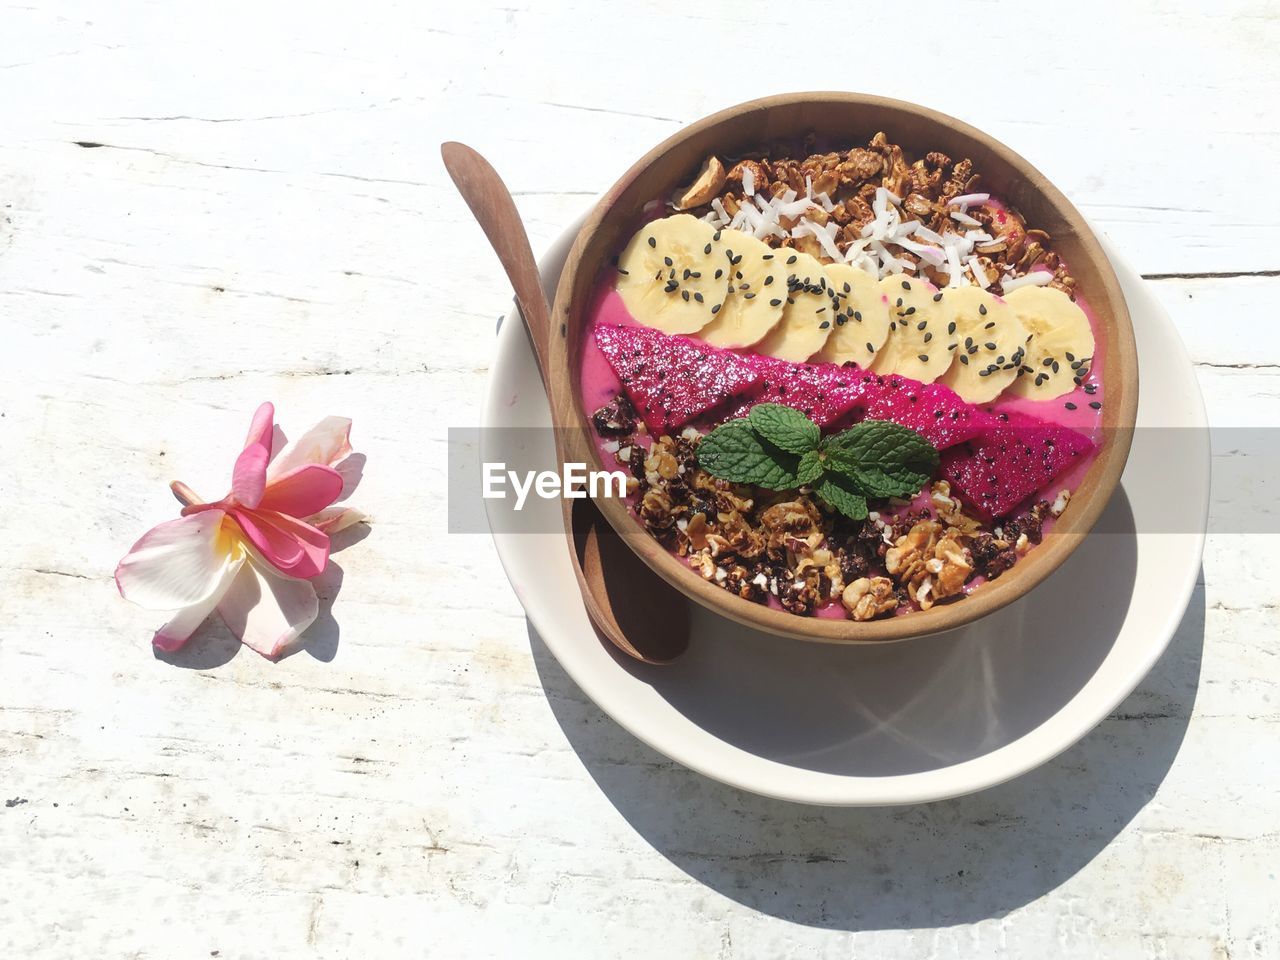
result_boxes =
[441,142,553,389]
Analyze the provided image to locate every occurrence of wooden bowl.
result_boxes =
[549,92,1138,644]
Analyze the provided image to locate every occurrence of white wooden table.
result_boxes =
[3,2,1277,956]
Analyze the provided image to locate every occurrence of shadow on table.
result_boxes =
[154,524,368,668]
[528,501,1205,930]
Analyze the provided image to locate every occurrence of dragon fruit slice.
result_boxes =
[594,323,761,434]
[724,355,865,427]
[940,412,1096,519]
[846,370,999,450]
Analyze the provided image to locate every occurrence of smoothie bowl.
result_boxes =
[548,93,1137,643]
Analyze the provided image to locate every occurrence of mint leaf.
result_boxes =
[816,474,868,520]
[696,420,799,490]
[822,420,938,498]
[796,449,824,486]
[747,403,820,456]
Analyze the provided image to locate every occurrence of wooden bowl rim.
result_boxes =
[549,91,1138,644]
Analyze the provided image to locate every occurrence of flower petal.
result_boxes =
[231,402,275,508]
[258,463,344,518]
[216,558,319,659]
[228,508,330,579]
[307,505,368,534]
[332,452,365,501]
[267,416,352,478]
[151,554,245,652]
[116,512,235,610]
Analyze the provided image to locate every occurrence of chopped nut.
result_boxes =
[726,159,770,196]
[842,576,898,621]
[673,155,727,210]
[1050,489,1071,517]
[931,480,983,535]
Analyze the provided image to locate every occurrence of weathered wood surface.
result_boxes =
[2,1,1277,956]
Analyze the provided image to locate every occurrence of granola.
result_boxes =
[682,132,1076,298]
[596,399,1059,622]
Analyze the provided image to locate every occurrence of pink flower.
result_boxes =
[116,403,365,659]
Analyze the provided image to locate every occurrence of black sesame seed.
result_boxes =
[933,292,943,302]
[1064,402,1077,410]
[787,255,797,264]
[947,321,957,334]
[617,267,629,275]
[664,256,674,267]
[923,332,933,343]
[853,311,862,321]
[713,230,722,241]
[960,354,969,365]
[984,321,996,329]
[764,275,774,285]
[762,253,774,260]
[985,342,997,350]
[902,280,911,290]
[744,292,756,299]
[1065,352,1075,362]
[896,297,904,307]
[694,292,704,303]
[1089,401,1101,409]
[770,298,782,306]
[681,290,689,302]
[979,303,987,315]
[711,303,721,314]
[820,321,830,329]
[918,354,929,362]
[714,268,723,279]
[843,282,852,294]
[866,342,875,352]
[648,236,656,248]
[916,320,927,331]
[703,243,712,254]
[664,280,678,292]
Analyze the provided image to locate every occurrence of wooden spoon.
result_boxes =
[442,141,689,664]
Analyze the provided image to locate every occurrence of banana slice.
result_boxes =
[938,287,1029,403]
[697,230,787,348]
[614,214,728,334]
[810,264,892,369]
[1003,285,1096,400]
[752,250,836,362]
[869,276,951,382]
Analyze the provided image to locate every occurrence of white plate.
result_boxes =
[482,220,1209,806]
